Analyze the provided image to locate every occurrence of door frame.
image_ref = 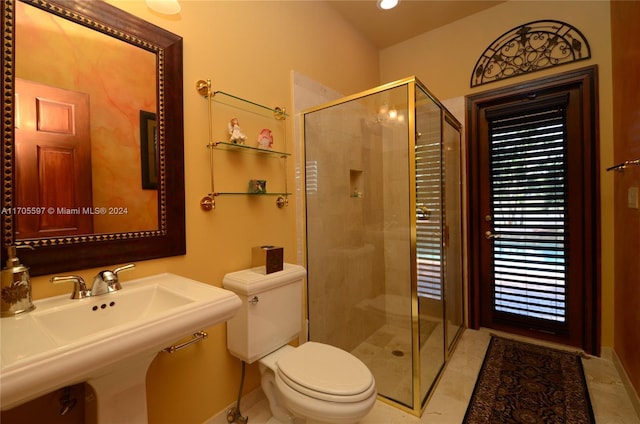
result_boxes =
[466,66,601,355]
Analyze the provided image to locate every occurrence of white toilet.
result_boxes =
[223,264,377,424]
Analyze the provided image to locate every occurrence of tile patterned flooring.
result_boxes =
[237,329,640,424]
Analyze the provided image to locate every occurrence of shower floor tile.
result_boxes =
[352,324,415,406]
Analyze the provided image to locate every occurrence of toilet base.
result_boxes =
[261,364,301,424]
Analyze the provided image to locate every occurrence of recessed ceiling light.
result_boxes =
[377,0,399,10]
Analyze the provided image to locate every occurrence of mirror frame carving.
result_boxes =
[1,0,186,276]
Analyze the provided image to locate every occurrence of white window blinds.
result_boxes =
[488,106,568,322]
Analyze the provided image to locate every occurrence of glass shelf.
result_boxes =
[212,90,288,119]
[210,141,290,157]
[196,79,290,210]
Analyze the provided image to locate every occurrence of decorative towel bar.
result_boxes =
[606,158,640,172]
[162,331,208,354]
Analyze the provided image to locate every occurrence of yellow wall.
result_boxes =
[24,1,379,423]
[16,0,621,422]
[380,0,615,348]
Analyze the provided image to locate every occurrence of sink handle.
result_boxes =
[50,276,92,299]
[113,263,135,275]
[91,263,135,296]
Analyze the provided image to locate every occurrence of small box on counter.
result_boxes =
[252,245,283,274]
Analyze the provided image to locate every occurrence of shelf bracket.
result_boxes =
[276,195,288,208]
[197,80,217,211]
[200,195,215,211]
[274,106,287,121]
[195,79,211,98]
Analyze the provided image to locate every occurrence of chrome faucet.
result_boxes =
[50,263,135,299]
[91,264,135,296]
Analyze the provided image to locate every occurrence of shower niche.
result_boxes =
[302,76,464,415]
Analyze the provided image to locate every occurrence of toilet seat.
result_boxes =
[276,342,375,403]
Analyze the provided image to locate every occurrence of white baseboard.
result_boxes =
[202,388,266,424]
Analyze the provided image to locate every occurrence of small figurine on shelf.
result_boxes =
[228,117,247,144]
[257,128,273,149]
[249,179,267,194]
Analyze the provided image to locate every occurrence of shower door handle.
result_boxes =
[417,206,430,220]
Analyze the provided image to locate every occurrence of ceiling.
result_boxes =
[327,0,505,49]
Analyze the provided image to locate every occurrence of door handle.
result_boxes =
[485,230,498,240]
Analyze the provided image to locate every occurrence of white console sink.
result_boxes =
[0,273,241,422]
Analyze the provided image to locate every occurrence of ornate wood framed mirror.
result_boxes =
[1,0,185,275]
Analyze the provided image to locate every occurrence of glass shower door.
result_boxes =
[414,86,446,405]
[443,113,464,351]
[303,77,453,414]
[304,84,416,408]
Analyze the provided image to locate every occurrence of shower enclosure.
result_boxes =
[302,77,464,414]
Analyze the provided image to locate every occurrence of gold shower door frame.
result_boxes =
[300,76,464,416]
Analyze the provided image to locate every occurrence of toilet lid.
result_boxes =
[276,342,375,401]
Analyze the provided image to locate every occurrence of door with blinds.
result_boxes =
[467,68,600,354]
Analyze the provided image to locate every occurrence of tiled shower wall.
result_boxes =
[305,100,389,352]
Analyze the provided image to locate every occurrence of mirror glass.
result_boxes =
[2,0,186,276]
[15,1,159,238]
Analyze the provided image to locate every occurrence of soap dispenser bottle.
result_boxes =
[1,245,36,316]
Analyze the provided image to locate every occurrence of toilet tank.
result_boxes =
[223,263,306,363]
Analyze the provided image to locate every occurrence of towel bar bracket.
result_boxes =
[606,158,640,172]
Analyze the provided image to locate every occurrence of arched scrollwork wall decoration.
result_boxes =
[471,20,591,87]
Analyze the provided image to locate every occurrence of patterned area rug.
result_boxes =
[463,336,595,424]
